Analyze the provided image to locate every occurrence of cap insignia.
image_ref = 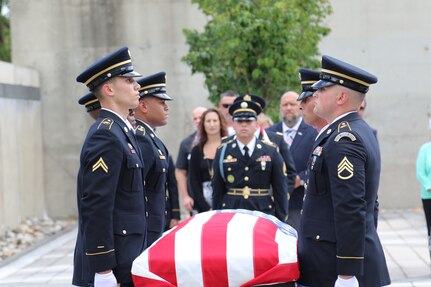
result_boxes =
[244,95,251,101]
[241,102,248,108]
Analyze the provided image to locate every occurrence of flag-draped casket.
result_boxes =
[132,209,299,287]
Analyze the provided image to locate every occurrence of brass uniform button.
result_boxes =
[244,176,249,181]
[122,230,127,235]
[244,166,249,171]
[316,235,320,240]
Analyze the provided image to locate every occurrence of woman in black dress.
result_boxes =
[188,108,228,213]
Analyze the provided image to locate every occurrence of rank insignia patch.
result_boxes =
[92,157,108,173]
[337,156,353,180]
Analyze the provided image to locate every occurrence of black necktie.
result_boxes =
[243,146,250,161]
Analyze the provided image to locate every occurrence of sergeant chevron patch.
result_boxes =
[92,157,108,173]
[337,156,353,180]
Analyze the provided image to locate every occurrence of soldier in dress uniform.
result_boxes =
[234,94,297,195]
[78,92,101,120]
[134,72,173,246]
[297,55,390,287]
[212,100,289,222]
[297,68,327,132]
[73,47,146,287]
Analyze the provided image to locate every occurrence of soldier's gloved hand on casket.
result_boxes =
[334,276,359,287]
[94,270,117,287]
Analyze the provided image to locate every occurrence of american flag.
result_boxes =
[132,209,299,287]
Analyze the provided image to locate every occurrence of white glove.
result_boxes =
[334,276,359,287]
[94,270,117,287]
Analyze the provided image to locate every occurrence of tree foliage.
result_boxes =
[182,0,332,119]
[0,0,11,62]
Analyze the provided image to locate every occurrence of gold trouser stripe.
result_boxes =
[336,255,364,259]
[84,59,131,85]
[321,68,370,87]
[86,249,115,256]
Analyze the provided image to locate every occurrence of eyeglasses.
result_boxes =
[221,104,231,108]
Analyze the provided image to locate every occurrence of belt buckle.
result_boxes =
[243,186,250,199]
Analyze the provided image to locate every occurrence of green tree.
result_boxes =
[0,0,11,62]
[182,0,331,119]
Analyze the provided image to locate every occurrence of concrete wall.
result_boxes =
[319,0,431,209]
[10,0,211,218]
[8,0,429,218]
[0,61,45,234]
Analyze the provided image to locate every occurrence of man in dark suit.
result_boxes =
[134,72,172,246]
[267,91,317,230]
[212,100,289,222]
[73,47,147,287]
[297,55,390,287]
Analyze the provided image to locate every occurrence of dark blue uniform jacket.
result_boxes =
[73,109,147,286]
[298,112,390,287]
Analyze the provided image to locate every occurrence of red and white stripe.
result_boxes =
[132,209,299,287]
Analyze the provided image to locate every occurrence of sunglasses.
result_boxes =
[221,104,232,108]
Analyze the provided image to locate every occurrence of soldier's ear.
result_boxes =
[101,81,115,97]
[139,98,150,112]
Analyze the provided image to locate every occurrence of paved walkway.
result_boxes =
[0,209,430,286]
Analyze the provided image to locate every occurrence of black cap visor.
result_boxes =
[297,90,315,101]
[140,92,173,101]
[311,79,335,90]
[121,70,142,78]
